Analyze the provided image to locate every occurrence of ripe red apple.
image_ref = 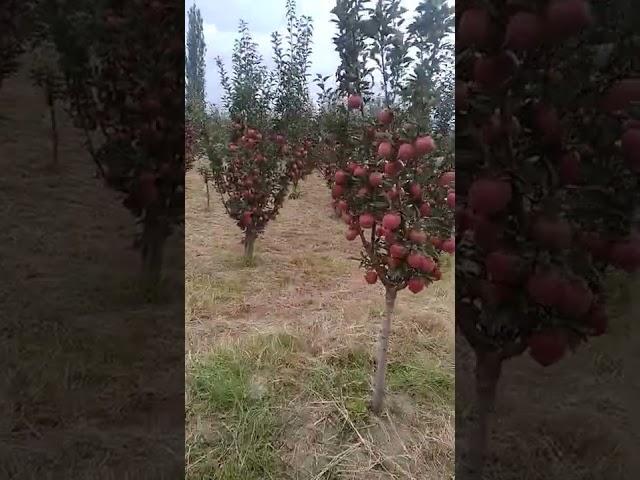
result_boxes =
[485,251,522,284]
[335,170,349,185]
[446,192,455,209]
[439,171,455,187]
[558,151,581,184]
[557,279,593,318]
[377,109,393,125]
[397,143,415,161]
[390,244,408,259]
[408,229,427,244]
[382,213,402,231]
[621,128,640,172]
[419,256,436,273]
[527,270,563,307]
[347,94,363,109]
[407,277,426,294]
[546,0,593,38]
[419,203,432,217]
[442,238,455,254]
[528,330,568,367]
[331,184,344,199]
[359,213,375,229]
[363,172,381,189]
[468,178,512,215]
[336,200,348,212]
[473,54,516,90]
[365,270,378,284]
[458,8,491,48]
[384,160,403,176]
[407,253,425,269]
[409,183,422,200]
[378,142,393,159]
[414,136,435,155]
[505,12,542,50]
[353,165,368,177]
[346,228,359,241]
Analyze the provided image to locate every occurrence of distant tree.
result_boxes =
[186,4,207,124]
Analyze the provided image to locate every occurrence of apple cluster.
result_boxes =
[326,96,455,294]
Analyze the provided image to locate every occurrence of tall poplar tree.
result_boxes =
[185,3,206,122]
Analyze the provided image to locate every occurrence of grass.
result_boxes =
[187,329,454,479]
[186,172,455,479]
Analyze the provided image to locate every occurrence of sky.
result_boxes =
[186,0,451,106]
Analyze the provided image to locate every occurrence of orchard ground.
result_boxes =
[185,171,455,480]
[1,59,184,477]
[186,170,639,479]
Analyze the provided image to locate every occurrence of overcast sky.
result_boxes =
[186,0,451,106]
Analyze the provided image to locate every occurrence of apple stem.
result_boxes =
[371,287,397,414]
[465,350,503,479]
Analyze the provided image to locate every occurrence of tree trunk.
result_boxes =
[465,351,503,479]
[141,215,168,289]
[371,287,397,414]
[244,230,256,260]
[48,90,59,168]
[205,180,210,210]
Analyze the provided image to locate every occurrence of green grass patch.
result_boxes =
[186,272,246,314]
[387,354,454,407]
[187,404,283,480]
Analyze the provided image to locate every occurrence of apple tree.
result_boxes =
[455,0,640,475]
[41,0,185,287]
[324,0,455,413]
[207,21,293,260]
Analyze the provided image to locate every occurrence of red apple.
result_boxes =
[414,136,435,155]
[331,184,344,199]
[407,277,426,294]
[447,192,455,208]
[365,271,378,284]
[419,203,432,217]
[528,330,568,367]
[442,238,455,254]
[377,109,393,125]
[557,279,593,318]
[439,171,455,187]
[546,0,593,38]
[485,251,522,284]
[408,229,427,244]
[369,172,384,187]
[505,12,542,50]
[346,228,359,241]
[532,217,572,250]
[458,8,491,48]
[347,94,363,109]
[397,143,415,161]
[378,142,393,159]
[390,244,408,259]
[382,213,402,231]
[558,151,581,184]
[527,270,563,307]
[334,170,349,185]
[468,178,512,215]
[359,213,375,229]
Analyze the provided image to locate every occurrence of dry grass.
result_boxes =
[1,59,183,478]
[455,270,640,479]
[185,171,455,479]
